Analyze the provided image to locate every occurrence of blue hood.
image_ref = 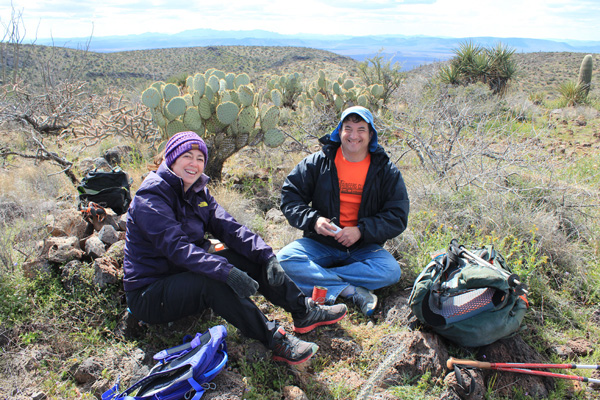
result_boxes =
[330,106,378,152]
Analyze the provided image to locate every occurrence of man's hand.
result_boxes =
[266,256,286,286]
[335,226,361,247]
[315,217,340,237]
[314,217,362,247]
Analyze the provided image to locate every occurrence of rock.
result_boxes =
[265,208,286,224]
[78,157,112,176]
[391,330,447,376]
[567,338,593,357]
[314,330,362,362]
[105,240,126,263]
[283,385,308,400]
[45,209,90,239]
[73,358,101,384]
[60,260,86,290]
[45,236,85,263]
[21,258,53,279]
[104,145,141,166]
[93,256,121,288]
[85,235,106,258]
[98,225,119,246]
[551,344,574,359]
[574,115,587,126]
[117,213,127,231]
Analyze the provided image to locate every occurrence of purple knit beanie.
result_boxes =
[164,131,208,168]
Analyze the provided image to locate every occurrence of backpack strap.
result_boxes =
[186,344,228,400]
[153,330,211,363]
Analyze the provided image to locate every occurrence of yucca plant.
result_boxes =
[558,80,588,107]
[439,64,461,85]
[440,41,517,96]
[486,43,517,95]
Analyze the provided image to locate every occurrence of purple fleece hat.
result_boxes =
[164,131,208,168]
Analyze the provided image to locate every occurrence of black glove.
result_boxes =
[226,267,259,298]
[266,256,286,286]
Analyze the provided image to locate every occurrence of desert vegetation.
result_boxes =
[0,24,600,400]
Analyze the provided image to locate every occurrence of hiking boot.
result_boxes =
[293,298,347,334]
[350,287,378,316]
[271,327,318,365]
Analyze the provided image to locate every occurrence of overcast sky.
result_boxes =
[2,0,599,42]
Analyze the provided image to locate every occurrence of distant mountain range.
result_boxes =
[36,29,600,71]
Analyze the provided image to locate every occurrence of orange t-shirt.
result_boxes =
[335,148,371,227]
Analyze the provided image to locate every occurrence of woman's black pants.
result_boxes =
[126,249,307,348]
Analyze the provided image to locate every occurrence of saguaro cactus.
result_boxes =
[578,54,593,97]
[141,70,286,181]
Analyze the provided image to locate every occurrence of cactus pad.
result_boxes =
[260,105,280,132]
[263,128,285,148]
[163,83,180,102]
[193,74,206,96]
[271,89,283,107]
[166,120,186,136]
[166,97,187,118]
[198,97,212,119]
[237,85,254,107]
[216,101,240,125]
[234,73,251,88]
[142,87,162,109]
[237,106,258,134]
[184,107,204,131]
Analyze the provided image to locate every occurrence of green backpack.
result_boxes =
[408,240,528,347]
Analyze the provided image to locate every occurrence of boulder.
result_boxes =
[44,236,85,263]
[85,235,106,258]
[93,256,121,288]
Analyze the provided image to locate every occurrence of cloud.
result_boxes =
[2,0,599,41]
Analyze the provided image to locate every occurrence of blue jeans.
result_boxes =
[276,237,401,303]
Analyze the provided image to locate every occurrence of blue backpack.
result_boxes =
[102,325,228,400]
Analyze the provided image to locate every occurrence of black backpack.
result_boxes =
[78,167,132,215]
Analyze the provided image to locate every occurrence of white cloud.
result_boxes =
[1,0,598,41]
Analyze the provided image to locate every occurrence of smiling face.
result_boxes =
[339,116,373,162]
[170,149,205,191]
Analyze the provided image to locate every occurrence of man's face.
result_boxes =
[339,118,372,160]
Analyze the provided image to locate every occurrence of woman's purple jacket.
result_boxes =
[123,163,274,292]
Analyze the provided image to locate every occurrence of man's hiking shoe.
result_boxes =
[293,298,347,334]
[271,327,318,365]
[350,287,377,316]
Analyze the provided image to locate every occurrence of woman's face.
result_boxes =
[170,149,205,191]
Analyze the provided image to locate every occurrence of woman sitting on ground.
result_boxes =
[123,131,347,365]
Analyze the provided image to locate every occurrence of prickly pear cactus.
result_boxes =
[141,70,287,181]
[302,70,385,114]
[267,72,303,109]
